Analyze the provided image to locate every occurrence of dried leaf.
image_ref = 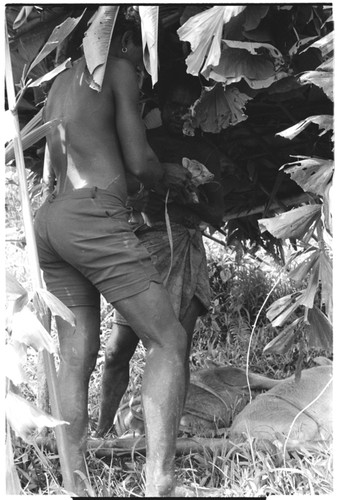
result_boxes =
[258,204,321,240]
[277,115,333,140]
[4,341,28,385]
[209,40,288,89]
[139,6,159,87]
[11,306,58,353]
[183,84,251,134]
[283,156,334,197]
[34,288,76,326]
[177,6,246,76]
[299,71,333,101]
[5,392,69,443]
[83,6,119,91]
[307,307,333,350]
[263,319,301,354]
[29,13,85,73]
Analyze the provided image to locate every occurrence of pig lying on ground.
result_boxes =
[114,365,283,437]
[229,364,333,451]
[113,360,332,453]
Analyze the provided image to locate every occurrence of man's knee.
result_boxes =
[154,321,187,358]
[60,336,100,379]
[104,325,138,368]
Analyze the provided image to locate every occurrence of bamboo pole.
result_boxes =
[4,23,76,493]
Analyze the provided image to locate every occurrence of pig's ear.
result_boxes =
[182,157,189,168]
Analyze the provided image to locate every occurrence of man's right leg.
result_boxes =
[56,305,101,494]
[113,281,187,497]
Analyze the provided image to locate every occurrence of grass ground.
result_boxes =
[5,167,334,496]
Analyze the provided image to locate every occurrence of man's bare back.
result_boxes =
[44,55,160,197]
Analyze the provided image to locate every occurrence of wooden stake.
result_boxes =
[4,22,76,494]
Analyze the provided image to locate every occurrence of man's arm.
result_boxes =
[108,59,190,192]
[108,58,164,187]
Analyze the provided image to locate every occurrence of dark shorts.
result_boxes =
[34,187,162,308]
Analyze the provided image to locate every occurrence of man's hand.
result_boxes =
[162,162,192,189]
[152,162,192,202]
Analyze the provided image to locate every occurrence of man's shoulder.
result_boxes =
[106,56,135,76]
[104,56,137,93]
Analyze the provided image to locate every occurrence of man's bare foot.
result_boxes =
[145,473,176,497]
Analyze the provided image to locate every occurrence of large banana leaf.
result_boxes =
[82,6,119,91]
[139,6,159,87]
[177,6,246,76]
[209,40,288,89]
[300,31,334,58]
[277,116,334,141]
[282,156,334,198]
[299,70,333,101]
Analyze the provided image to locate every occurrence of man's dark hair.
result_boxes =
[113,6,142,46]
[157,67,202,106]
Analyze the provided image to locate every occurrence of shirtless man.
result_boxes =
[34,8,189,497]
[96,69,224,436]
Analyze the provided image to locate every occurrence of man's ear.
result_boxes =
[121,30,133,49]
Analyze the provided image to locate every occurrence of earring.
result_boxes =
[122,47,127,53]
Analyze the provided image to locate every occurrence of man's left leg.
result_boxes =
[97,296,203,436]
[180,296,204,391]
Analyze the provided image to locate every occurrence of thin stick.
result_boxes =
[202,231,227,248]
[5,23,76,493]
